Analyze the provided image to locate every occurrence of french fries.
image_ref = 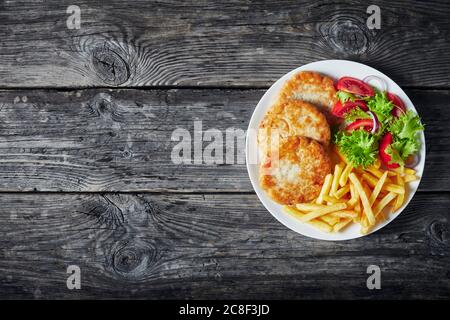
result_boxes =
[299,203,347,222]
[393,174,405,211]
[361,173,405,194]
[369,171,388,206]
[349,173,375,225]
[283,206,333,232]
[403,174,418,183]
[335,185,350,199]
[316,173,332,205]
[339,163,353,187]
[284,155,418,235]
[330,164,344,197]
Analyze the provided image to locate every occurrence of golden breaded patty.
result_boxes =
[278,71,338,118]
[258,100,331,150]
[259,136,331,205]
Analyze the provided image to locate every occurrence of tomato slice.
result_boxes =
[379,133,400,169]
[345,119,373,132]
[336,77,375,97]
[332,100,368,118]
[387,92,406,117]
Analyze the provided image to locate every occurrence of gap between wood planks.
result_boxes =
[0,85,449,91]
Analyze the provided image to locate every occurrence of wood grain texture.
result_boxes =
[0,0,449,88]
[0,192,449,299]
[0,88,447,192]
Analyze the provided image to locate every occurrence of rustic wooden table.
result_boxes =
[0,0,449,299]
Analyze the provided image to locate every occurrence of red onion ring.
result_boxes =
[363,75,387,92]
[392,104,407,116]
[367,111,379,134]
[405,153,421,168]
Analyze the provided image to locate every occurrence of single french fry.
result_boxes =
[360,225,370,235]
[373,192,397,217]
[384,183,405,194]
[360,214,369,228]
[339,163,353,187]
[394,167,416,175]
[393,175,405,211]
[403,168,416,175]
[323,195,347,204]
[299,203,347,222]
[349,173,375,226]
[347,198,357,207]
[330,164,344,197]
[283,205,304,216]
[404,174,418,183]
[349,183,356,200]
[369,171,388,206]
[366,167,384,179]
[331,210,358,218]
[362,182,372,201]
[333,218,352,232]
[335,185,350,199]
[308,219,333,232]
[316,173,333,205]
[354,199,361,213]
[320,214,340,226]
[361,172,378,186]
[283,206,333,232]
[354,200,362,223]
[296,203,327,212]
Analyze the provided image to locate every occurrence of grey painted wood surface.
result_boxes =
[0,0,449,88]
[0,0,449,299]
[1,192,449,299]
[0,88,448,192]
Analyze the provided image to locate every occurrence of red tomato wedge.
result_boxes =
[336,77,375,97]
[345,119,373,132]
[332,100,368,118]
[387,92,406,117]
[379,133,400,169]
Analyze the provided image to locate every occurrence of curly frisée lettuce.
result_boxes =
[385,111,424,165]
[367,90,393,126]
[334,130,378,168]
[344,107,371,123]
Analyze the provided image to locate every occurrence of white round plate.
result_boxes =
[246,60,426,241]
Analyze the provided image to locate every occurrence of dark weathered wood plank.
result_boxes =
[0,0,449,87]
[0,192,448,299]
[0,88,447,192]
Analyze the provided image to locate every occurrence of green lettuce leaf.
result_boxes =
[336,91,355,104]
[335,130,378,168]
[389,110,424,141]
[344,107,371,122]
[385,144,405,166]
[387,111,424,163]
[367,91,393,125]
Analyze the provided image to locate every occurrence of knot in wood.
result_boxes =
[91,46,130,85]
[111,241,157,279]
[428,220,449,246]
[88,93,124,123]
[322,19,369,55]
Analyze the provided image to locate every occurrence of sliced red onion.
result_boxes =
[392,104,406,116]
[363,75,387,92]
[405,153,421,168]
[367,111,379,134]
